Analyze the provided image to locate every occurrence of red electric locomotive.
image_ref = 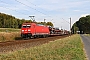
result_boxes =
[21,23,50,38]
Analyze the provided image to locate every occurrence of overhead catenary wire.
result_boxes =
[25,0,46,13]
[25,0,46,11]
[0,6,28,15]
[0,0,53,17]
[0,0,54,21]
[0,0,32,19]
[25,0,37,6]
[0,0,32,15]
[14,0,51,17]
[62,18,70,24]
[0,0,49,21]
[26,0,52,18]
[14,0,43,14]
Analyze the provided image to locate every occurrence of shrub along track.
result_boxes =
[0,35,69,54]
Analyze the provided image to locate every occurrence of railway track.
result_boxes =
[0,35,69,54]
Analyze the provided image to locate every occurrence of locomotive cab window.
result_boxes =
[22,25,26,28]
[27,25,31,28]
[22,25,31,28]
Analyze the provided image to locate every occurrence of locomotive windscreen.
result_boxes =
[22,25,31,28]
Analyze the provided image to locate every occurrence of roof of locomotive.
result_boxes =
[22,23,36,25]
[22,22,47,26]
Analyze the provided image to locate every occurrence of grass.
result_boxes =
[0,28,21,42]
[0,28,20,32]
[0,34,87,60]
[84,34,90,36]
[0,32,21,42]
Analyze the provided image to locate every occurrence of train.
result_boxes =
[21,22,69,38]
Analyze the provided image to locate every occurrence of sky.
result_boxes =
[0,0,90,30]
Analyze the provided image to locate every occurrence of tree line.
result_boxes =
[0,13,53,28]
[71,15,90,34]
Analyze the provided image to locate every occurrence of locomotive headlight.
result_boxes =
[25,30,27,31]
[28,30,31,31]
[22,30,24,32]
